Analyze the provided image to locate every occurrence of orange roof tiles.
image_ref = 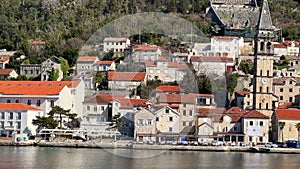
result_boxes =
[158,93,214,104]
[135,45,159,51]
[156,85,182,93]
[235,91,250,96]
[273,44,286,48]
[95,61,114,65]
[77,56,98,62]
[108,72,146,81]
[145,61,156,67]
[0,81,80,95]
[157,57,168,62]
[116,98,148,109]
[277,102,293,109]
[274,41,300,48]
[31,40,46,45]
[0,69,14,75]
[0,56,10,63]
[190,56,233,63]
[276,109,300,120]
[213,36,240,40]
[103,37,128,42]
[0,103,41,111]
[84,94,127,104]
[243,110,269,119]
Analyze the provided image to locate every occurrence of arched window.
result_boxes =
[260,41,265,51]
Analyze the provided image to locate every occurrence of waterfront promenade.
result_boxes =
[1,138,300,154]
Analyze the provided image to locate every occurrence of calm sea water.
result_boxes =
[0,146,300,169]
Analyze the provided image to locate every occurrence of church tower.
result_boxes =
[253,0,275,118]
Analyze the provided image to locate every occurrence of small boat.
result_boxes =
[249,147,260,152]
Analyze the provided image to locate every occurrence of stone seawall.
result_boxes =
[2,140,300,154]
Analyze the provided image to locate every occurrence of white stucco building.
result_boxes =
[0,80,85,118]
[0,103,42,136]
[103,37,130,53]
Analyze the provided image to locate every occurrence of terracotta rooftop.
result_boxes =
[0,69,14,75]
[84,94,127,104]
[213,36,240,40]
[243,110,269,119]
[0,81,80,95]
[0,56,10,63]
[155,85,183,93]
[190,56,233,63]
[235,91,250,96]
[108,72,146,81]
[158,93,214,104]
[273,77,300,85]
[135,45,159,51]
[31,40,46,45]
[103,37,128,42]
[116,98,148,109]
[95,60,114,65]
[145,61,156,67]
[276,109,300,120]
[0,103,41,111]
[77,56,98,62]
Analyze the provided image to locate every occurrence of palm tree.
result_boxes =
[278,122,286,142]
[295,123,300,140]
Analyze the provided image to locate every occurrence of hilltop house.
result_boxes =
[0,56,10,69]
[20,56,63,81]
[93,60,116,72]
[132,45,162,63]
[107,72,146,91]
[190,56,234,76]
[145,58,188,82]
[103,37,130,53]
[76,56,99,75]
[274,40,300,57]
[0,69,18,79]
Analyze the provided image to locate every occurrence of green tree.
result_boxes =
[239,61,254,75]
[48,106,71,129]
[32,116,58,132]
[103,50,115,60]
[48,68,59,81]
[226,72,239,95]
[59,58,70,79]
[198,75,212,94]
[279,121,286,142]
[295,123,300,140]
[109,114,123,130]
[139,78,162,99]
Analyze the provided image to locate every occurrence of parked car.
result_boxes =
[212,140,223,146]
[265,142,278,148]
[276,142,287,148]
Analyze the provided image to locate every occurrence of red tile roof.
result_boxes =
[158,93,214,104]
[273,77,300,85]
[103,37,128,42]
[77,56,98,62]
[277,103,293,109]
[156,85,182,93]
[145,61,156,67]
[0,56,10,63]
[84,94,127,104]
[190,56,233,63]
[0,69,14,75]
[116,98,148,109]
[225,107,246,114]
[213,36,240,41]
[273,44,286,48]
[243,110,269,119]
[31,40,46,45]
[135,45,159,51]
[0,81,80,95]
[95,61,114,65]
[108,72,146,81]
[0,103,41,111]
[235,91,250,96]
[157,57,168,62]
[276,109,300,120]
[283,40,300,47]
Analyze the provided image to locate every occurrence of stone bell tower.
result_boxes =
[253,0,275,118]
